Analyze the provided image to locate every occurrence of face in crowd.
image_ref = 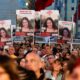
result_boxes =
[25,52,42,73]
[52,59,62,72]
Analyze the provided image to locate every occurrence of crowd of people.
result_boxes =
[0,42,80,80]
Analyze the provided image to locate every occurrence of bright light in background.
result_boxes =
[26,2,28,6]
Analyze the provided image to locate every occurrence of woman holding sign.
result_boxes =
[20,17,33,32]
[43,17,58,33]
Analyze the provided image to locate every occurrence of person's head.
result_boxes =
[0,28,8,38]
[40,58,46,69]
[18,47,25,58]
[8,46,15,55]
[0,55,19,80]
[52,59,62,72]
[20,17,32,29]
[44,17,57,30]
[62,28,70,38]
[72,49,79,57]
[20,58,25,68]
[55,53,61,59]
[25,51,42,73]
[68,57,80,80]
[66,53,71,59]
[46,54,55,65]
[62,58,69,72]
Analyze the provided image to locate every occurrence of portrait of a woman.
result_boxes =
[0,28,10,42]
[43,17,58,33]
[0,55,19,80]
[61,28,71,40]
[19,17,33,32]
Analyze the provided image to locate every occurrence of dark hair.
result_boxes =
[61,28,70,38]
[0,55,19,80]
[18,66,37,80]
[68,57,80,74]
[53,58,63,66]
[19,17,32,29]
[44,17,58,30]
[0,28,8,37]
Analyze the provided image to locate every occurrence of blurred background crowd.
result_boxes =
[0,42,80,80]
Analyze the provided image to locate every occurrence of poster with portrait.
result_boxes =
[16,10,35,44]
[58,21,75,41]
[40,10,59,35]
[0,20,11,43]
[16,10,35,34]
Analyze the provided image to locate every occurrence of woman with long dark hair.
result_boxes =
[68,57,80,80]
[19,17,32,32]
[0,55,19,80]
[61,28,71,40]
[0,28,10,42]
[43,17,58,33]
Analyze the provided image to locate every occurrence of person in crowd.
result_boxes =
[41,44,47,57]
[19,58,26,68]
[61,28,71,40]
[25,51,51,80]
[65,53,71,59]
[47,54,55,65]
[18,47,25,58]
[52,46,58,56]
[13,43,20,56]
[18,66,37,80]
[8,46,17,59]
[19,17,33,32]
[71,49,79,58]
[0,55,19,80]
[45,44,52,55]
[62,58,70,80]
[43,17,58,33]
[40,44,52,57]
[46,54,55,70]
[0,28,10,42]
[47,59,62,80]
[67,57,80,80]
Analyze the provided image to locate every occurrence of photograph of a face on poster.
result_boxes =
[16,10,35,33]
[40,10,59,34]
[0,20,11,42]
[59,21,75,41]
